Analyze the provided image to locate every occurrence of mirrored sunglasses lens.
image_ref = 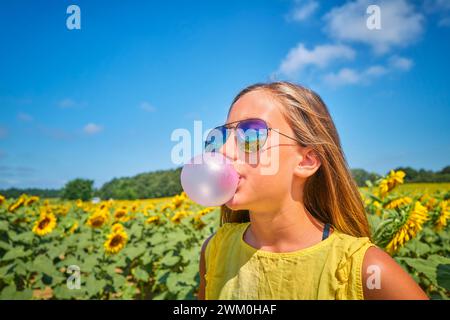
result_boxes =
[204,126,229,152]
[236,119,268,153]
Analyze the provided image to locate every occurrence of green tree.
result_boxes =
[351,169,381,187]
[61,178,94,201]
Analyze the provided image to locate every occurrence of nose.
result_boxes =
[218,129,238,161]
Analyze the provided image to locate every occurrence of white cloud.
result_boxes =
[323,68,361,86]
[324,0,424,54]
[277,43,355,77]
[288,0,319,22]
[389,55,413,71]
[83,123,103,135]
[58,98,77,109]
[365,65,389,76]
[323,56,411,87]
[17,112,33,122]
[139,101,156,112]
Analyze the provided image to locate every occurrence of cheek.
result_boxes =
[240,150,296,197]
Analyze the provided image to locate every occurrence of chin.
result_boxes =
[225,193,249,211]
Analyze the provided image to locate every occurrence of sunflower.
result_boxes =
[0,194,5,206]
[172,192,188,208]
[104,230,128,254]
[161,203,175,212]
[111,223,124,233]
[113,208,129,222]
[32,212,57,236]
[145,215,160,224]
[145,204,155,212]
[68,222,79,234]
[87,209,109,228]
[435,200,449,231]
[25,196,39,206]
[385,197,412,209]
[385,201,429,254]
[76,199,83,208]
[8,196,26,212]
[371,200,382,216]
[422,196,437,211]
[378,170,406,198]
[171,211,190,223]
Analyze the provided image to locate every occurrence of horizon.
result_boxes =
[1,0,450,189]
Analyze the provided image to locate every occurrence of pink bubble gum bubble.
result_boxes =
[180,152,239,207]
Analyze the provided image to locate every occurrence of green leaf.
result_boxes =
[32,254,62,279]
[84,274,106,298]
[397,255,450,291]
[0,262,15,277]
[160,253,180,267]
[113,274,126,289]
[0,283,32,300]
[81,255,99,270]
[53,285,85,300]
[0,220,9,231]
[129,224,143,238]
[0,285,33,300]
[12,289,33,300]
[123,245,146,261]
[15,260,28,276]
[47,244,68,260]
[141,252,154,265]
[0,240,11,251]
[1,246,32,261]
[166,272,181,293]
[133,267,149,282]
[0,284,16,299]
[152,291,168,300]
[149,232,166,245]
[437,264,450,291]
[14,231,35,244]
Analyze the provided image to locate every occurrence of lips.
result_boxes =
[236,176,243,189]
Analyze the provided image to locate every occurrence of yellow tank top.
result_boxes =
[204,222,376,300]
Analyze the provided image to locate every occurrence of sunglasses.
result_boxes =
[204,118,302,153]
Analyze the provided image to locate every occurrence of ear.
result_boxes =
[293,147,321,179]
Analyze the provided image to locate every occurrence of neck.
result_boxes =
[245,196,325,251]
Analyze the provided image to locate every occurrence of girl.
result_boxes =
[197,81,428,300]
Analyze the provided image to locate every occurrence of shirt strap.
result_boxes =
[322,223,331,240]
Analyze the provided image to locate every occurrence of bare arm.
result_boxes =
[197,233,215,300]
[362,246,429,300]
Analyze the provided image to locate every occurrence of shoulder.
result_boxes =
[331,230,374,258]
[330,231,376,299]
[362,246,429,299]
[201,222,244,255]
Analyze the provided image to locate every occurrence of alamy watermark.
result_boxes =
[66,264,81,290]
[66,5,81,30]
[366,5,381,30]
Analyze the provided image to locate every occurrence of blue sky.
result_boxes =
[0,0,449,189]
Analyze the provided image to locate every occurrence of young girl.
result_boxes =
[197,81,428,300]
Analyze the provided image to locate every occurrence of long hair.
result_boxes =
[220,81,371,238]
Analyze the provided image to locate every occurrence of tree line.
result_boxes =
[1,165,449,200]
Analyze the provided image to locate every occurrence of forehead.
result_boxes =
[227,90,287,128]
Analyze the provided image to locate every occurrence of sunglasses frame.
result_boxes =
[205,117,304,153]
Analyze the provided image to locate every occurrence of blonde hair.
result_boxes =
[220,81,371,238]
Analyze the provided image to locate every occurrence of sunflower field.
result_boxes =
[0,170,449,300]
